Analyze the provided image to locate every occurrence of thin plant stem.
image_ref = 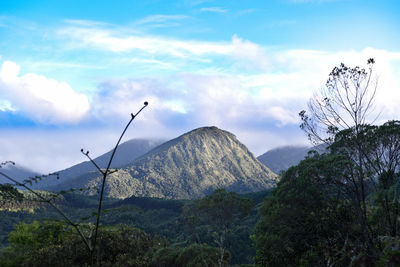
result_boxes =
[0,102,148,266]
[91,101,148,253]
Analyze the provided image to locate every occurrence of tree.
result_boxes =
[369,121,400,238]
[300,58,377,144]
[0,184,24,209]
[331,121,400,238]
[299,59,381,258]
[183,189,253,267]
[254,152,357,266]
[151,243,230,267]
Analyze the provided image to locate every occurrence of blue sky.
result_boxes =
[0,0,400,172]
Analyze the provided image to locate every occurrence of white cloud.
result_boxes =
[230,34,271,70]
[58,23,272,63]
[85,73,310,159]
[0,60,90,124]
[91,72,303,132]
[0,99,15,111]
[58,23,274,73]
[25,61,104,70]
[266,106,299,125]
[59,25,233,56]
[87,47,400,130]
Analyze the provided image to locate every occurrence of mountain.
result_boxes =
[36,139,163,189]
[51,126,277,200]
[257,144,327,174]
[0,163,40,185]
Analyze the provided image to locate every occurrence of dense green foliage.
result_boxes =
[0,221,169,266]
[0,184,24,203]
[0,218,231,267]
[254,153,357,266]
[152,243,230,267]
[255,121,400,266]
[182,189,255,265]
[0,190,271,265]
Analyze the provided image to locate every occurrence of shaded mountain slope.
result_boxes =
[0,164,40,184]
[257,144,327,174]
[52,127,277,199]
[37,139,163,189]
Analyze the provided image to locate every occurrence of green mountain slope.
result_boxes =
[52,127,277,199]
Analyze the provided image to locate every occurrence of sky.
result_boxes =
[0,0,400,173]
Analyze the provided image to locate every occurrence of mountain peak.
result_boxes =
[178,126,233,139]
[188,126,223,133]
[53,127,277,200]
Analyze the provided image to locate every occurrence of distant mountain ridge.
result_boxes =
[257,144,327,174]
[51,126,277,199]
[36,139,164,189]
[0,164,40,184]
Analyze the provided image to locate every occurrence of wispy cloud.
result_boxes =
[135,15,189,25]
[57,23,272,72]
[58,25,232,55]
[133,14,190,29]
[63,19,111,27]
[127,58,178,70]
[23,61,105,70]
[200,7,228,13]
[237,9,256,15]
